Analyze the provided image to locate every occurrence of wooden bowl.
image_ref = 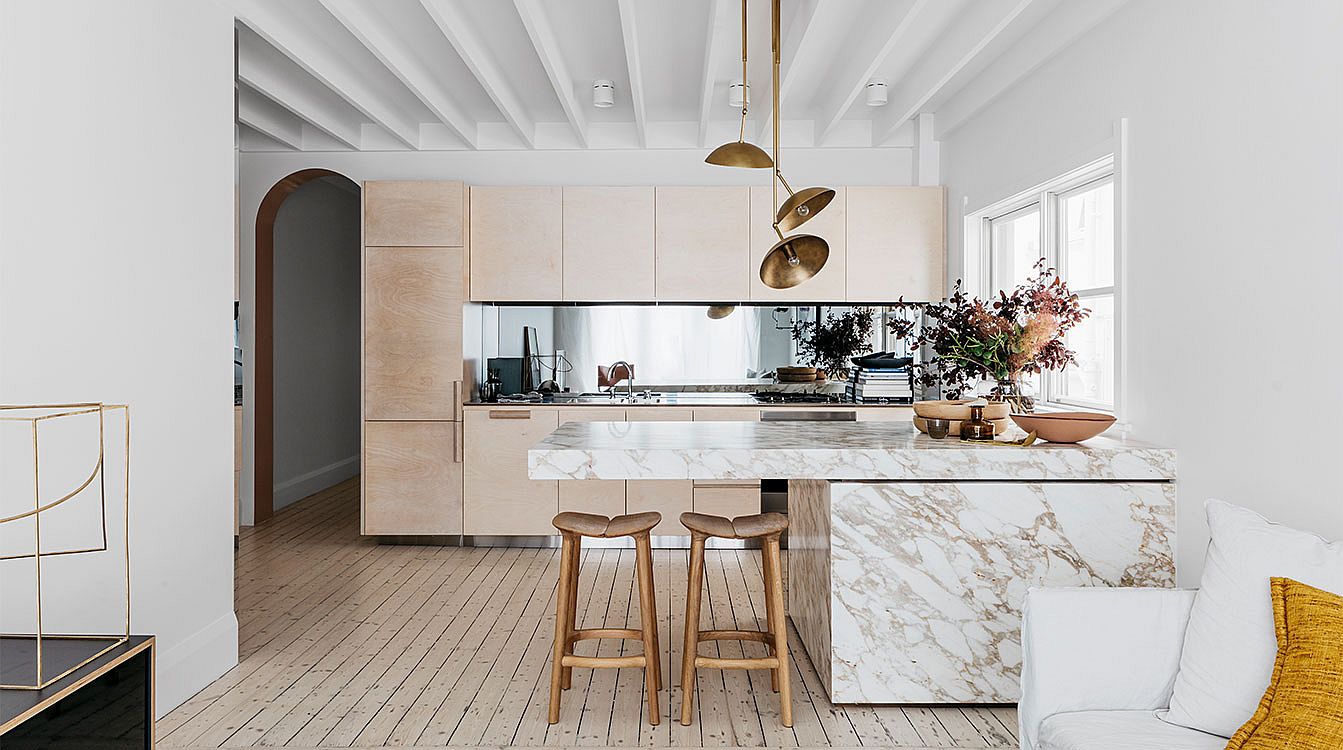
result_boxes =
[912,399,1010,421]
[1009,411,1116,443]
[777,366,819,383]
[914,416,1010,437]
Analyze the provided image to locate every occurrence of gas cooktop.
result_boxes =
[750,391,845,404]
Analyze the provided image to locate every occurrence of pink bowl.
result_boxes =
[1009,411,1116,443]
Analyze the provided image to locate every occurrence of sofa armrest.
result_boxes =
[1018,587,1197,750]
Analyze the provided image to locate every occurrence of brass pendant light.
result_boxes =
[705,305,737,319]
[705,0,773,169]
[760,0,832,289]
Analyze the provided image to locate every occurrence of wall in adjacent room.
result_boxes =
[272,177,361,510]
[940,0,1343,583]
[0,0,236,715]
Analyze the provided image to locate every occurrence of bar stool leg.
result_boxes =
[636,534,662,691]
[562,534,581,689]
[761,542,779,692]
[764,535,792,727]
[634,532,661,725]
[549,533,577,724]
[680,534,707,726]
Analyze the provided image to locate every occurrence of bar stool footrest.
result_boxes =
[569,628,644,643]
[699,629,773,643]
[562,654,649,669]
[694,655,781,670]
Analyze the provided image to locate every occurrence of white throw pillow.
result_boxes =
[1163,499,1343,738]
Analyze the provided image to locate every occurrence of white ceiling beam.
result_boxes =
[316,0,477,149]
[616,0,648,148]
[236,83,303,150]
[231,0,420,149]
[697,0,724,148]
[513,0,588,148]
[814,0,932,146]
[236,30,362,150]
[870,0,1038,145]
[420,0,535,148]
[756,0,823,143]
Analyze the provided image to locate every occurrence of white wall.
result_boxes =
[272,177,361,510]
[0,0,236,715]
[236,147,917,521]
[941,0,1343,584]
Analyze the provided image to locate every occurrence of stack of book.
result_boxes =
[846,366,914,404]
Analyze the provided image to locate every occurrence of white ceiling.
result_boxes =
[231,0,1128,153]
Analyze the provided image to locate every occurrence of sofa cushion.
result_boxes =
[1039,710,1226,750]
[1164,499,1343,737]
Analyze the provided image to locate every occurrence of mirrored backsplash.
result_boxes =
[475,304,920,396]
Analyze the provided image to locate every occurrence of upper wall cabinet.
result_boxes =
[654,187,750,302]
[845,187,945,302]
[563,187,655,302]
[470,186,562,301]
[749,185,847,302]
[364,181,464,247]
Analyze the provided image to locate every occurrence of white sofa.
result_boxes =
[1018,587,1230,750]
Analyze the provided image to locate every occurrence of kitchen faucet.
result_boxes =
[604,360,635,398]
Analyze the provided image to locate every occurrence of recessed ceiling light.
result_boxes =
[728,80,750,108]
[592,79,615,108]
[865,79,888,107]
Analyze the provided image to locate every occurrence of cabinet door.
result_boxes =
[654,187,750,301]
[693,486,761,519]
[563,187,655,301]
[469,186,562,301]
[749,186,846,301]
[364,181,464,247]
[557,408,627,517]
[625,408,694,535]
[845,187,945,302]
[692,408,761,489]
[364,421,463,535]
[463,407,560,535]
[364,246,464,420]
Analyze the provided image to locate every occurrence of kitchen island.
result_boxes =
[529,419,1176,703]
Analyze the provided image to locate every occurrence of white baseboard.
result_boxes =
[155,610,239,718]
[272,455,359,510]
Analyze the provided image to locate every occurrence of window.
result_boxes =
[978,158,1118,412]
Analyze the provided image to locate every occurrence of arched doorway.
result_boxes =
[252,168,357,523]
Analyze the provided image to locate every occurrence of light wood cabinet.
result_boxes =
[654,187,750,301]
[469,186,562,301]
[557,408,627,517]
[364,180,464,247]
[749,186,847,301]
[463,407,560,535]
[363,421,462,535]
[845,186,945,302]
[625,408,694,535]
[364,246,464,421]
[855,406,913,422]
[692,408,761,494]
[563,187,655,301]
[692,486,761,520]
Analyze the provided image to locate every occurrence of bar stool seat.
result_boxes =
[679,511,793,727]
[549,511,663,726]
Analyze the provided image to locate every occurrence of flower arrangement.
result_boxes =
[888,261,1089,405]
[792,307,875,378]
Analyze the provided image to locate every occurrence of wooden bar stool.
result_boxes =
[548,510,663,726]
[678,511,792,727]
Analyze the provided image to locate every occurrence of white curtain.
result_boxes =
[555,306,761,393]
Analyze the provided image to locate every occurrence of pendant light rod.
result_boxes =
[705,0,772,168]
[737,0,748,143]
[771,0,781,228]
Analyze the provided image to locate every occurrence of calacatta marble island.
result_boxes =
[529,420,1176,703]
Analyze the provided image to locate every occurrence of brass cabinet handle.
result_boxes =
[452,380,462,421]
[488,410,530,420]
[454,421,463,463]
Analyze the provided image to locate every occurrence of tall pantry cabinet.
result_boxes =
[362,181,468,535]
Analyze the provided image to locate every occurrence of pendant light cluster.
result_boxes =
[706,0,834,291]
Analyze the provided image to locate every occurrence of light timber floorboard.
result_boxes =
[161,478,1018,749]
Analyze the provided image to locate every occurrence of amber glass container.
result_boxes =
[959,404,997,442]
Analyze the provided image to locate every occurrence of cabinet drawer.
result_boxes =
[364,421,462,535]
[464,407,559,535]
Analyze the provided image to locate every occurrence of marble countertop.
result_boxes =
[466,393,910,408]
[528,420,1175,482]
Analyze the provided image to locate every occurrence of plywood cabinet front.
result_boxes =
[654,187,750,301]
[470,186,562,301]
[557,408,627,517]
[749,186,847,301]
[364,421,463,535]
[845,186,945,303]
[625,408,694,535]
[364,246,464,420]
[563,187,655,301]
[364,180,464,247]
[463,407,560,535]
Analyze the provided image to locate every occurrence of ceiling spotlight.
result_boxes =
[592,79,615,108]
[865,79,888,107]
[728,80,750,108]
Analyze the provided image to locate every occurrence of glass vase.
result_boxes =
[990,376,1035,414]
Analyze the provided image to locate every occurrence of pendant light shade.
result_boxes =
[774,184,836,232]
[760,231,828,289]
[705,305,737,319]
[705,0,773,170]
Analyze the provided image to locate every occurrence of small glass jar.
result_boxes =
[959,404,996,442]
[482,369,503,403]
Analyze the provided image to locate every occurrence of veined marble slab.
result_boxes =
[529,420,1175,482]
[788,479,1177,703]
